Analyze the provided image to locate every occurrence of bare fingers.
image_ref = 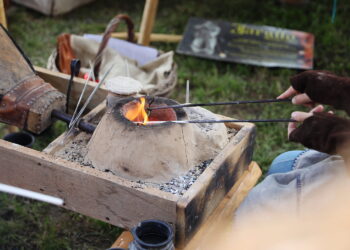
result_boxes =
[292,93,314,107]
[277,86,298,99]
[278,87,315,107]
[288,105,324,138]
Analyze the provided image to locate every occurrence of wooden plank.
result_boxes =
[138,0,159,46]
[110,162,261,249]
[183,162,261,250]
[0,0,6,29]
[35,66,108,113]
[0,139,177,230]
[176,123,256,247]
[111,231,134,249]
[112,32,182,43]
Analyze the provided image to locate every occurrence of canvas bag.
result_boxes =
[47,14,177,96]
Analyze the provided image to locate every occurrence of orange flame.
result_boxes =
[125,97,149,125]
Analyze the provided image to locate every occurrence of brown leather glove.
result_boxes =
[290,70,350,115]
[289,112,350,156]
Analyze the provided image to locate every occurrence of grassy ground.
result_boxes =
[1,0,349,248]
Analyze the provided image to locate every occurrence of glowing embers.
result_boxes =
[122,97,177,125]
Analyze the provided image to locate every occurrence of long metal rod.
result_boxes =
[68,63,114,132]
[134,118,297,125]
[0,183,64,206]
[148,98,291,110]
[69,61,95,128]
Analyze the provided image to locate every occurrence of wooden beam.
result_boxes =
[183,161,261,250]
[138,0,159,45]
[0,139,178,230]
[112,32,182,43]
[35,66,108,113]
[0,0,7,29]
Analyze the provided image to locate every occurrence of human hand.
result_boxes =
[288,105,325,138]
[278,70,350,114]
[289,110,350,155]
[278,86,315,107]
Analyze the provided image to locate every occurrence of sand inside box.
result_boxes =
[54,126,237,196]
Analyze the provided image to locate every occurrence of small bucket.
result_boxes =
[3,132,35,148]
[129,220,174,250]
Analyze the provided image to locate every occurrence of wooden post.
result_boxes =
[112,32,182,43]
[138,0,159,45]
[0,0,7,29]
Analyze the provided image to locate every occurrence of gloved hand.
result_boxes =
[279,70,350,114]
[289,112,350,155]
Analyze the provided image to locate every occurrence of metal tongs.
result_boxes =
[144,98,297,124]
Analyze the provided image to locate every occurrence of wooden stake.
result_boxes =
[0,0,7,29]
[138,0,159,45]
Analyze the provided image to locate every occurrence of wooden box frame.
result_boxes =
[0,67,256,247]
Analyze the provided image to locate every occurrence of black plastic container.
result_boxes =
[3,131,35,148]
[129,220,174,250]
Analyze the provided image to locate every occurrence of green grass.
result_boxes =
[1,0,350,248]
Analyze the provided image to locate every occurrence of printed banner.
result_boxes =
[177,17,314,69]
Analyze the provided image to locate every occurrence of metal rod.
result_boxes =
[0,183,64,206]
[66,59,81,114]
[68,63,114,132]
[69,61,95,128]
[52,109,96,134]
[186,80,190,103]
[148,98,291,110]
[134,118,297,125]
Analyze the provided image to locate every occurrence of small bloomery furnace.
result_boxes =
[87,96,230,183]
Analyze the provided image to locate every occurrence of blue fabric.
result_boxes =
[235,150,346,221]
[267,150,305,175]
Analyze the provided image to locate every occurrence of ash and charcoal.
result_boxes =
[136,159,213,196]
[160,159,213,195]
[55,133,94,168]
[54,129,236,196]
